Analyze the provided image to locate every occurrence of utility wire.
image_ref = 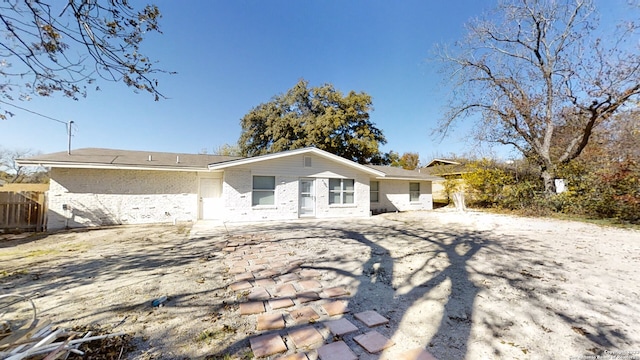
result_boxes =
[0,99,67,124]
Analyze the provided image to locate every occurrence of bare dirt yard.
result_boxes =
[1,209,639,359]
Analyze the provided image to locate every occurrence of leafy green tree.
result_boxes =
[388,151,419,170]
[462,159,514,207]
[386,151,400,167]
[0,1,170,119]
[213,143,242,157]
[438,0,640,194]
[238,79,388,164]
[399,152,420,170]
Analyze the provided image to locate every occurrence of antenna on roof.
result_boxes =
[67,120,74,155]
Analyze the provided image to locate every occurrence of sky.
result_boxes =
[0,0,632,163]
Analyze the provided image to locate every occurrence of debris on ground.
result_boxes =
[0,293,132,359]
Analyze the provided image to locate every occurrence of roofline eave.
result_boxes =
[15,160,213,172]
[208,148,386,177]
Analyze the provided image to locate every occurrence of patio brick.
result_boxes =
[297,279,322,291]
[276,353,308,360]
[247,265,267,272]
[324,318,359,336]
[288,306,320,324]
[322,286,349,298]
[257,269,279,278]
[257,313,285,330]
[254,258,271,265]
[278,273,299,283]
[272,257,288,264]
[354,331,395,353]
[317,341,357,360]
[269,297,295,310]
[321,300,350,316]
[288,326,324,349]
[296,291,320,304]
[248,287,271,301]
[275,283,297,297]
[250,333,288,358]
[239,301,265,315]
[394,348,439,360]
[254,278,277,287]
[299,269,322,278]
[229,280,252,291]
[234,272,254,281]
[354,310,389,327]
[229,267,248,275]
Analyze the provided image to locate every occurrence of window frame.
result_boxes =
[370,181,379,203]
[409,182,420,202]
[329,178,355,205]
[252,175,276,206]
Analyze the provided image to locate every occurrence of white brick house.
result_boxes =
[17,147,442,230]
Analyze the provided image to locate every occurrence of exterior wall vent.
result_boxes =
[304,156,312,168]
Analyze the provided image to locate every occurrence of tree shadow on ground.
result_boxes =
[204,216,497,359]
[208,213,634,359]
[4,214,634,359]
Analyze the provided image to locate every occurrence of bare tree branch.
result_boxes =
[0,0,174,119]
[436,0,640,193]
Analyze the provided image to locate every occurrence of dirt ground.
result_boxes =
[1,209,639,359]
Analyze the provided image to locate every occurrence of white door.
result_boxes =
[200,178,222,219]
[299,179,315,217]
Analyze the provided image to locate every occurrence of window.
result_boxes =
[410,182,420,202]
[370,181,379,203]
[252,176,275,206]
[329,179,355,204]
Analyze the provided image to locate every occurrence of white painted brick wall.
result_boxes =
[48,168,199,230]
[371,179,434,213]
[220,155,371,222]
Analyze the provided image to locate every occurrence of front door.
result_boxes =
[299,179,315,217]
[200,178,222,219]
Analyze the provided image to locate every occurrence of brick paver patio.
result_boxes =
[220,234,438,359]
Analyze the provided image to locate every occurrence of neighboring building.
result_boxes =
[17,147,442,230]
[422,159,469,203]
[424,159,461,168]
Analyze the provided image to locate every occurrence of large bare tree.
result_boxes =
[438,0,640,193]
[0,1,171,119]
[0,147,46,183]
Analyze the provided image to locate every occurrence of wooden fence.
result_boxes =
[0,191,47,233]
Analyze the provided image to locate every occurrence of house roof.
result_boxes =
[421,163,469,176]
[17,147,444,181]
[425,158,461,167]
[208,147,387,177]
[367,165,443,181]
[16,148,242,172]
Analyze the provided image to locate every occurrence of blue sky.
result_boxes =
[0,0,631,163]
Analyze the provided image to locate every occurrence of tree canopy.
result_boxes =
[438,0,640,193]
[0,0,170,119]
[238,79,388,164]
[386,151,420,170]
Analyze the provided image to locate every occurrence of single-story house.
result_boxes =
[17,147,443,230]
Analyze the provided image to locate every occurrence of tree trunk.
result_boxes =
[541,168,557,195]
